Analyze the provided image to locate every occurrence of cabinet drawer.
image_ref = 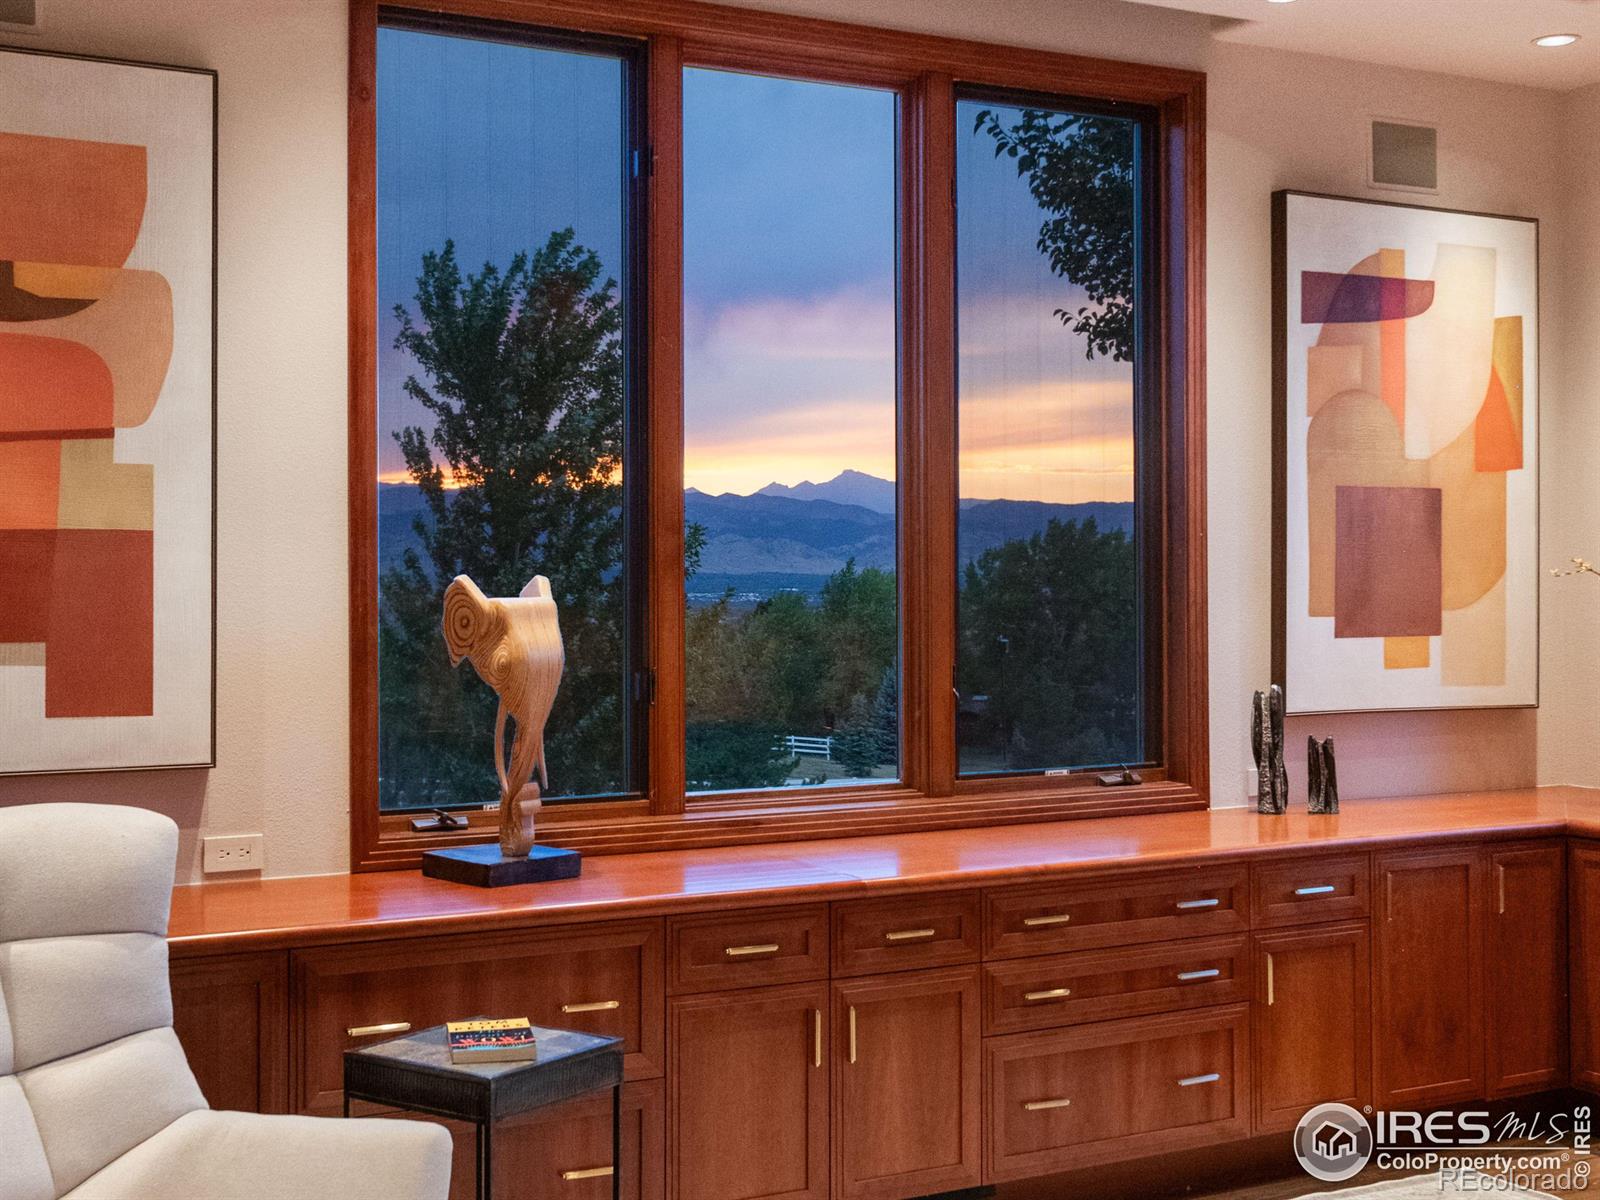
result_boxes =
[293,920,664,1113]
[1252,854,1370,927]
[984,865,1249,958]
[486,1078,662,1200]
[985,1005,1250,1181]
[984,935,1248,1035]
[831,891,981,978]
[668,905,828,994]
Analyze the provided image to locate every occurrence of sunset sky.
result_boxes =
[377,29,1135,506]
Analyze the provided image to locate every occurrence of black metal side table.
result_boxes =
[343,1021,623,1200]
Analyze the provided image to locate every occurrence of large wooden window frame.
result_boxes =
[349,0,1208,871]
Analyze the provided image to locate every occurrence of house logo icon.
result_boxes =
[1294,1102,1374,1182]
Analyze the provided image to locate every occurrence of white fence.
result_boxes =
[777,735,833,761]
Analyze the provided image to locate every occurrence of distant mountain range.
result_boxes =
[380,473,1132,600]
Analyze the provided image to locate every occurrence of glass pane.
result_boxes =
[682,67,899,793]
[376,26,632,810]
[955,97,1145,776]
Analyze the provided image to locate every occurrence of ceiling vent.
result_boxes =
[1369,119,1438,193]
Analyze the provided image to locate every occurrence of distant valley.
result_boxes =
[380,472,1133,601]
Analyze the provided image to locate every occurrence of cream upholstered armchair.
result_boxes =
[0,803,453,1200]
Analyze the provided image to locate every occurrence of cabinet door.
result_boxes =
[1572,842,1600,1093]
[170,951,290,1114]
[832,966,981,1200]
[668,982,828,1200]
[1373,848,1485,1109]
[1252,923,1370,1132]
[1486,842,1566,1097]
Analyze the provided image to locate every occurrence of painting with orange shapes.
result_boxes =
[1275,191,1538,714]
[0,48,215,773]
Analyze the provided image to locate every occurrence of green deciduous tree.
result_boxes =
[378,230,626,806]
[957,518,1139,771]
[973,107,1135,362]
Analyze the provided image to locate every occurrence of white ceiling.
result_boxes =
[1120,0,1600,91]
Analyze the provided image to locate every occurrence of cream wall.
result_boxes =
[0,0,1589,880]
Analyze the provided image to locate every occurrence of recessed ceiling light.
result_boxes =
[1533,33,1580,48]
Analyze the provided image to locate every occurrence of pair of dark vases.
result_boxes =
[1252,685,1338,814]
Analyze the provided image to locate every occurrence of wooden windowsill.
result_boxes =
[173,785,1597,957]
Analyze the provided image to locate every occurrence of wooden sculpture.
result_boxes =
[442,574,564,856]
[421,575,579,887]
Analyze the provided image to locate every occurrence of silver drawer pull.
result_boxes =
[1024,1097,1073,1111]
[725,943,781,958]
[562,1166,614,1181]
[347,1021,411,1038]
[1023,987,1073,1002]
[561,1000,621,1014]
[1022,913,1072,927]
[1293,884,1336,896]
[1175,898,1219,910]
[1178,1072,1221,1087]
[1176,968,1220,981]
[884,928,937,942]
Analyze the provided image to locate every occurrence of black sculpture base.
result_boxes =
[421,843,582,888]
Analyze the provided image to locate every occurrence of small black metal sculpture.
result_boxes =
[1252,685,1289,814]
[1307,735,1340,814]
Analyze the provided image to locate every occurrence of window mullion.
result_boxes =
[645,34,687,816]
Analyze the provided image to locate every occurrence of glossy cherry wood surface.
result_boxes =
[168,788,1600,957]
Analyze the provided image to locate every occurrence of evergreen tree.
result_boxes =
[869,664,898,768]
[832,693,880,778]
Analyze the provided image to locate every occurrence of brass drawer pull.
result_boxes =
[1022,913,1072,927]
[848,1005,858,1064]
[562,1167,614,1181]
[1266,952,1275,1006]
[725,943,781,958]
[884,928,937,942]
[1023,987,1073,1002]
[562,1000,622,1014]
[813,1009,822,1068]
[347,1022,411,1038]
[1175,898,1219,910]
[1178,1072,1221,1087]
[1176,968,1220,982]
[1024,1098,1072,1111]
[1293,884,1336,896]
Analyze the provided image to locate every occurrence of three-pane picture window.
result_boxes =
[367,11,1171,821]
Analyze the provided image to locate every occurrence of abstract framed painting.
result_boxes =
[0,46,216,773]
[1272,191,1538,715]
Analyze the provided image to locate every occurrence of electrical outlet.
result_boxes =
[203,834,264,874]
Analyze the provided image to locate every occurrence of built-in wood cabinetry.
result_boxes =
[168,811,1600,1200]
[1486,842,1567,1096]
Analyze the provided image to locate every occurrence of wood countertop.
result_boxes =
[167,786,1600,956]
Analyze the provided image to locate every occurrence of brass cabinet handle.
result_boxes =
[1175,898,1219,910]
[813,1009,822,1068]
[347,1021,410,1038]
[1266,952,1275,1006]
[884,928,937,942]
[562,1000,621,1014]
[1497,863,1507,915]
[1024,1098,1072,1111]
[1176,968,1220,982]
[1022,913,1072,927]
[1178,1073,1221,1087]
[1293,884,1336,896]
[848,1005,858,1064]
[562,1167,614,1182]
[1023,987,1072,1002]
[725,943,780,958]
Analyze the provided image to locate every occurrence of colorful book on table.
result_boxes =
[446,1018,538,1064]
